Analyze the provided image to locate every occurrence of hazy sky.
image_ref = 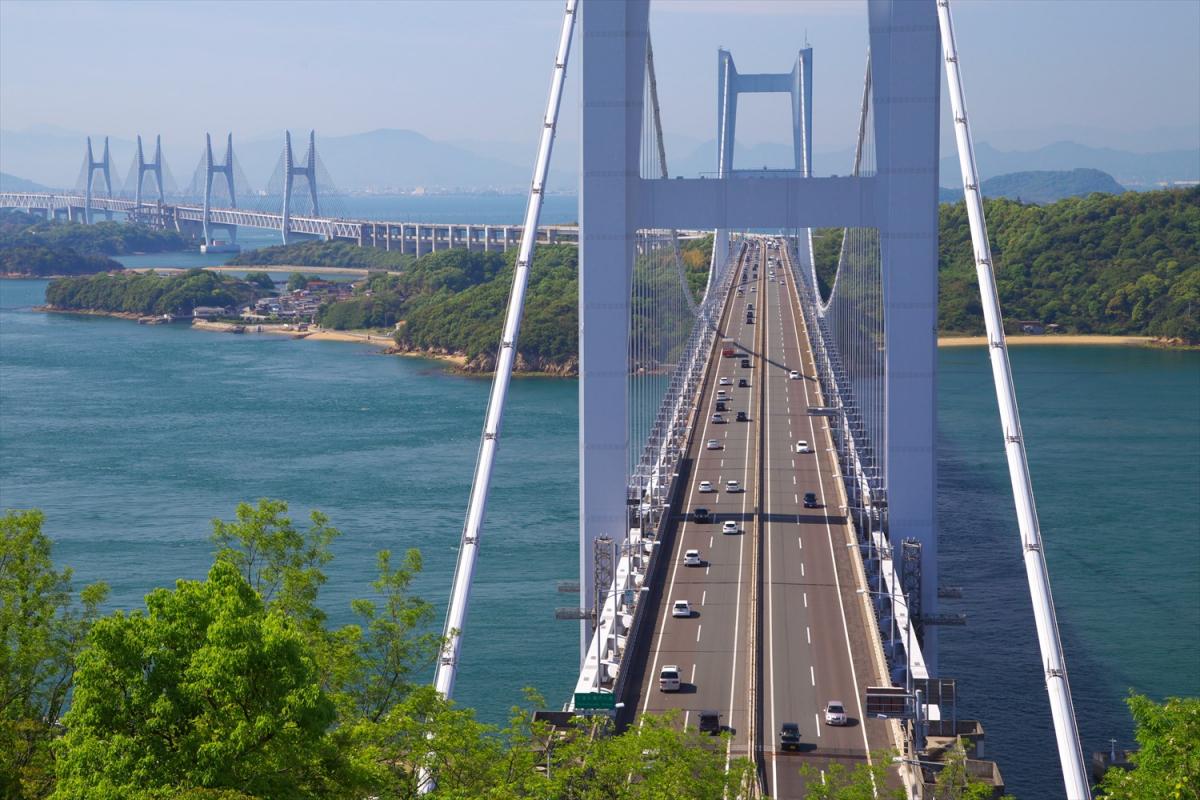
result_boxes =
[2,0,1198,158]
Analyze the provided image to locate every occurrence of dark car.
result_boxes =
[693,507,712,523]
[736,411,748,422]
[745,316,754,324]
[698,709,721,735]
[780,722,801,751]
[738,378,749,387]
[715,401,727,412]
[741,359,751,368]
[803,492,819,508]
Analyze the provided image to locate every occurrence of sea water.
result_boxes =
[2,260,1197,797]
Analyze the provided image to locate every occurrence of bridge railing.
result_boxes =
[573,237,745,704]
[785,236,930,694]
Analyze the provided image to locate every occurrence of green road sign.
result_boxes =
[574,691,616,710]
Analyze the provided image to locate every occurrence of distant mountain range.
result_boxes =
[938,168,1127,205]
[2,125,1195,194]
[0,171,50,192]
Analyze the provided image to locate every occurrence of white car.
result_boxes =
[672,600,692,618]
[719,376,732,386]
[795,440,812,454]
[659,665,681,692]
[721,520,739,534]
[706,439,722,450]
[824,700,848,726]
[698,480,714,493]
[716,389,729,401]
[789,370,801,380]
[683,549,702,566]
[711,413,726,424]
[726,480,742,493]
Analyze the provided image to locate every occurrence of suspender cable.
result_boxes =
[432,0,577,702]
[937,2,1090,796]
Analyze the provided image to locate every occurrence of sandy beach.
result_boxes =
[937,334,1157,348]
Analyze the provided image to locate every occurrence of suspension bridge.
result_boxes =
[429,1,1090,798]
[0,128,577,254]
[3,0,1092,796]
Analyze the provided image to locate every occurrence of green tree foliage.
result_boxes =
[52,561,346,800]
[44,269,258,316]
[0,209,185,257]
[1097,694,1200,800]
[242,272,277,292]
[795,752,904,800]
[939,188,1199,341]
[0,244,123,277]
[391,246,576,369]
[816,188,1198,342]
[0,511,108,799]
[286,272,311,292]
[680,234,714,302]
[228,241,412,272]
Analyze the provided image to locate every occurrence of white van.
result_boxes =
[659,665,681,692]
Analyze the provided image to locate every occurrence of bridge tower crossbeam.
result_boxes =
[202,133,238,247]
[281,130,321,245]
[83,136,113,225]
[135,134,166,210]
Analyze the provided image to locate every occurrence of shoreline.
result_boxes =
[937,334,1164,348]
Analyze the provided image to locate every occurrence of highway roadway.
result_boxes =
[626,238,897,798]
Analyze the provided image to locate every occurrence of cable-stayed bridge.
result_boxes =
[0,129,577,254]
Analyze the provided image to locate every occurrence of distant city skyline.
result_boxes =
[1,0,1197,181]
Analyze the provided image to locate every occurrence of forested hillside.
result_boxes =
[1,208,185,276]
[814,187,1199,343]
[229,240,413,271]
[45,269,256,316]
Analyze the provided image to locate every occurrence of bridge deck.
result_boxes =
[625,239,898,797]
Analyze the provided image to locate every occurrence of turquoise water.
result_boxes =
[1,277,1197,796]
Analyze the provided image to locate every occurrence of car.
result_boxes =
[795,440,811,453]
[747,303,754,310]
[698,709,721,735]
[789,370,801,380]
[721,520,739,534]
[671,600,691,618]
[698,480,714,493]
[715,401,727,412]
[738,378,749,388]
[803,492,819,508]
[659,665,681,692]
[736,411,748,422]
[706,439,722,450]
[741,359,751,368]
[716,390,729,401]
[719,376,732,386]
[693,507,712,523]
[726,480,741,493]
[745,316,754,324]
[711,413,726,424]
[750,286,757,293]
[825,701,848,726]
[683,549,703,566]
[780,722,801,751]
